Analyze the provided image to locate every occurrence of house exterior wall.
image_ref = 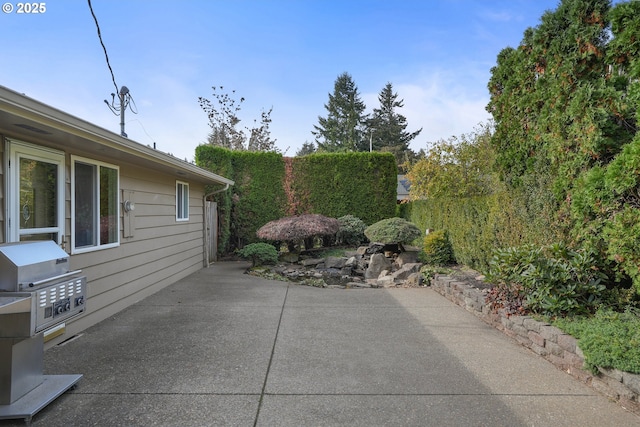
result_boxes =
[56,162,207,347]
[1,137,209,348]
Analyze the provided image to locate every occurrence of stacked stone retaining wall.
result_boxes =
[431,274,640,415]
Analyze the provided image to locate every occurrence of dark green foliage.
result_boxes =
[571,137,640,291]
[335,215,368,246]
[479,0,640,295]
[313,72,368,152]
[236,243,279,267]
[196,145,286,253]
[366,82,422,167]
[197,147,396,255]
[554,310,640,374]
[364,217,421,246]
[291,152,397,225]
[421,230,455,266]
[406,191,546,272]
[196,145,234,254]
[485,244,607,317]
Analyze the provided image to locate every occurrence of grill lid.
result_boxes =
[0,241,70,292]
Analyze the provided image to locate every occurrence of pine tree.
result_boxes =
[312,72,368,152]
[367,82,422,167]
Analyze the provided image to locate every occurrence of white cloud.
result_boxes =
[362,72,492,153]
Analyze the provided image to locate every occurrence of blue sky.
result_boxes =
[1,0,562,160]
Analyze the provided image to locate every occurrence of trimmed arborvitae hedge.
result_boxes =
[405,191,559,272]
[291,152,397,225]
[196,145,234,254]
[196,147,397,255]
[196,146,286,253]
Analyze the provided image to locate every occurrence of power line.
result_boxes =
[87,0,118,94]
[87,0,137,138]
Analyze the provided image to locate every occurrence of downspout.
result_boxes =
[203,183,230,267]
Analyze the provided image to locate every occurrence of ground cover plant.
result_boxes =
[553,309,640,374]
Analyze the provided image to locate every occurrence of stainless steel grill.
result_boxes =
[0,241,85,424]
[0,240,87,335]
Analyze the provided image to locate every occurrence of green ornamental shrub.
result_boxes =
[236,243,279,267]
[421,230,455,266]
[364,217,421,249]
[335,215,368,246]
[485,244,607,317]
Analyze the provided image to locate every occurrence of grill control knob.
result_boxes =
[75,296,84,306]
[64,302,71,311]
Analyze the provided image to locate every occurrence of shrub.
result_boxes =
[236,243,279,267]
[335,215,367,246]
[421,230,455,265]
[364,217,421,250]
[256,214,341,252]
[485,244,608,317]
[553,309,640,374]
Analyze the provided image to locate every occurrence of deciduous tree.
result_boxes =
[199,86,277,152]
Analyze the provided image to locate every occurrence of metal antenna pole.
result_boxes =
[119,86,129,138]
[105,86,130,138]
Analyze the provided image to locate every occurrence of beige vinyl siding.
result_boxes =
[47,163,207,346]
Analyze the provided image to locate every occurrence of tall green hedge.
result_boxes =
[196,145,234,254]
[291,152,397,225]
[196,148,397,254]
[405,189,563,272]
[196,146,286,253]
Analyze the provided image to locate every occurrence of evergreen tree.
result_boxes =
[312,72,368,152]
[296,141,316,156]
[367,82,422,168]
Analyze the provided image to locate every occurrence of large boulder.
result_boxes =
[365,253,392,280]
[391,263,423,281]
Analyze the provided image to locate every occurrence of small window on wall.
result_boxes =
[176,181,189,221]
[71,156,120,253]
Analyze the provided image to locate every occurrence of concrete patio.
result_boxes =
[2,261,639,426]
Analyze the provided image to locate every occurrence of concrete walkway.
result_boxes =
[3,261,639,426]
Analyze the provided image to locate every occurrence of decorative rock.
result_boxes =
[302,258,325,266]
[391,263,422,281]
[377,276,396,288]
[365,243,386,254]
[340,267,352,276]
[396,251,419,266]
[325,256,347,269]
[349,282,372,288]
[345,256,357,267]
[365,253,392,280]
[378,269,390,279]
[405,272,423,287]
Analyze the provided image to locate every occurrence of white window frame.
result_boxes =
[176,181,189,221]
[71,155,120,254]
[6,139,65,244]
